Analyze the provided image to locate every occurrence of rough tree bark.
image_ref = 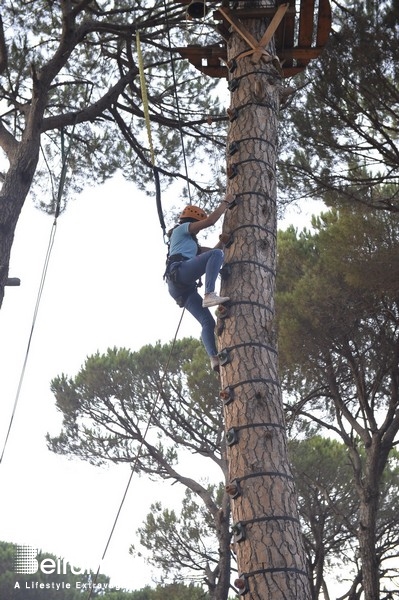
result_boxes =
[357,469,380,600]
[218,7,311,599]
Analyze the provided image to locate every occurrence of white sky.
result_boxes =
[0,173,321,591]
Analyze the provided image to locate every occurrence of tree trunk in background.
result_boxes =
[0,142,41,307]
[218,7,311,599]
[356,445,381,600]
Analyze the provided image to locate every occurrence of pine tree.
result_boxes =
[277,206,399,599]
[216,3,312,597]
[279,0,399,212]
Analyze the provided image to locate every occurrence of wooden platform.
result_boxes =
[173,0,332,78]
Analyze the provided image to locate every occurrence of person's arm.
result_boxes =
[188,194,233,235]
[199,236,228,252]
[198,234,230,252]
[214,233,231,249]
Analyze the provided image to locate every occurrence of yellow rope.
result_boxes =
[136,30,155,166]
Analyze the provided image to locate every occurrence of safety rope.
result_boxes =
[137,4,215,235]
[0,126,75,464]
[86,308,186,600]
[136,31,155,167]
[136,30,166,239]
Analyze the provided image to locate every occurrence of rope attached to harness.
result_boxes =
[136,31,167,240]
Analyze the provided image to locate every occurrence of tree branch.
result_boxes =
[0,120,18,157]
[0,16,7,74]
[40,67,138,132]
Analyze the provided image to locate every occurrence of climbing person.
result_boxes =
[164,197,232,371]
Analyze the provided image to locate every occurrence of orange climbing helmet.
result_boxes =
[179,205,207,222]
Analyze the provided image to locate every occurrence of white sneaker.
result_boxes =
[210,356,220,372]
[203,292,230,308]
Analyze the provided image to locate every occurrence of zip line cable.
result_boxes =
[86,308,186,600]
[0,223,57,464]
[0,126,75,464]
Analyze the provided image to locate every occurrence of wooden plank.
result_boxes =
[280,47,325,60]
[252,3,289,62]
[214,6,296,19]
[298,0,315,48]
[175,0,331,80]
[283,65,309,77]
[172,0,219,6]
[201,66,227,77]
[177,44,226,59]
[316,0,332,46]
[275,0,296,68]
[176,45,228,78]
[217,6,259,51]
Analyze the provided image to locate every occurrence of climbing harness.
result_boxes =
[165,266,197,308]
[163,225,202,308]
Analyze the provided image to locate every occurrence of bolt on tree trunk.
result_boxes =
[218,7,311,599]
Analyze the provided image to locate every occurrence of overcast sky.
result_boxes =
[0,175,204,589]
[0,173,319,591]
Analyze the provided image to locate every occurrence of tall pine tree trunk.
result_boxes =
[218,7,311,599]
[357,445,381,600]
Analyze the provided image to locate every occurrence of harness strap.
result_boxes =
[168,253,188,264]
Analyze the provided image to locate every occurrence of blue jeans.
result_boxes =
[167,249,224,357]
